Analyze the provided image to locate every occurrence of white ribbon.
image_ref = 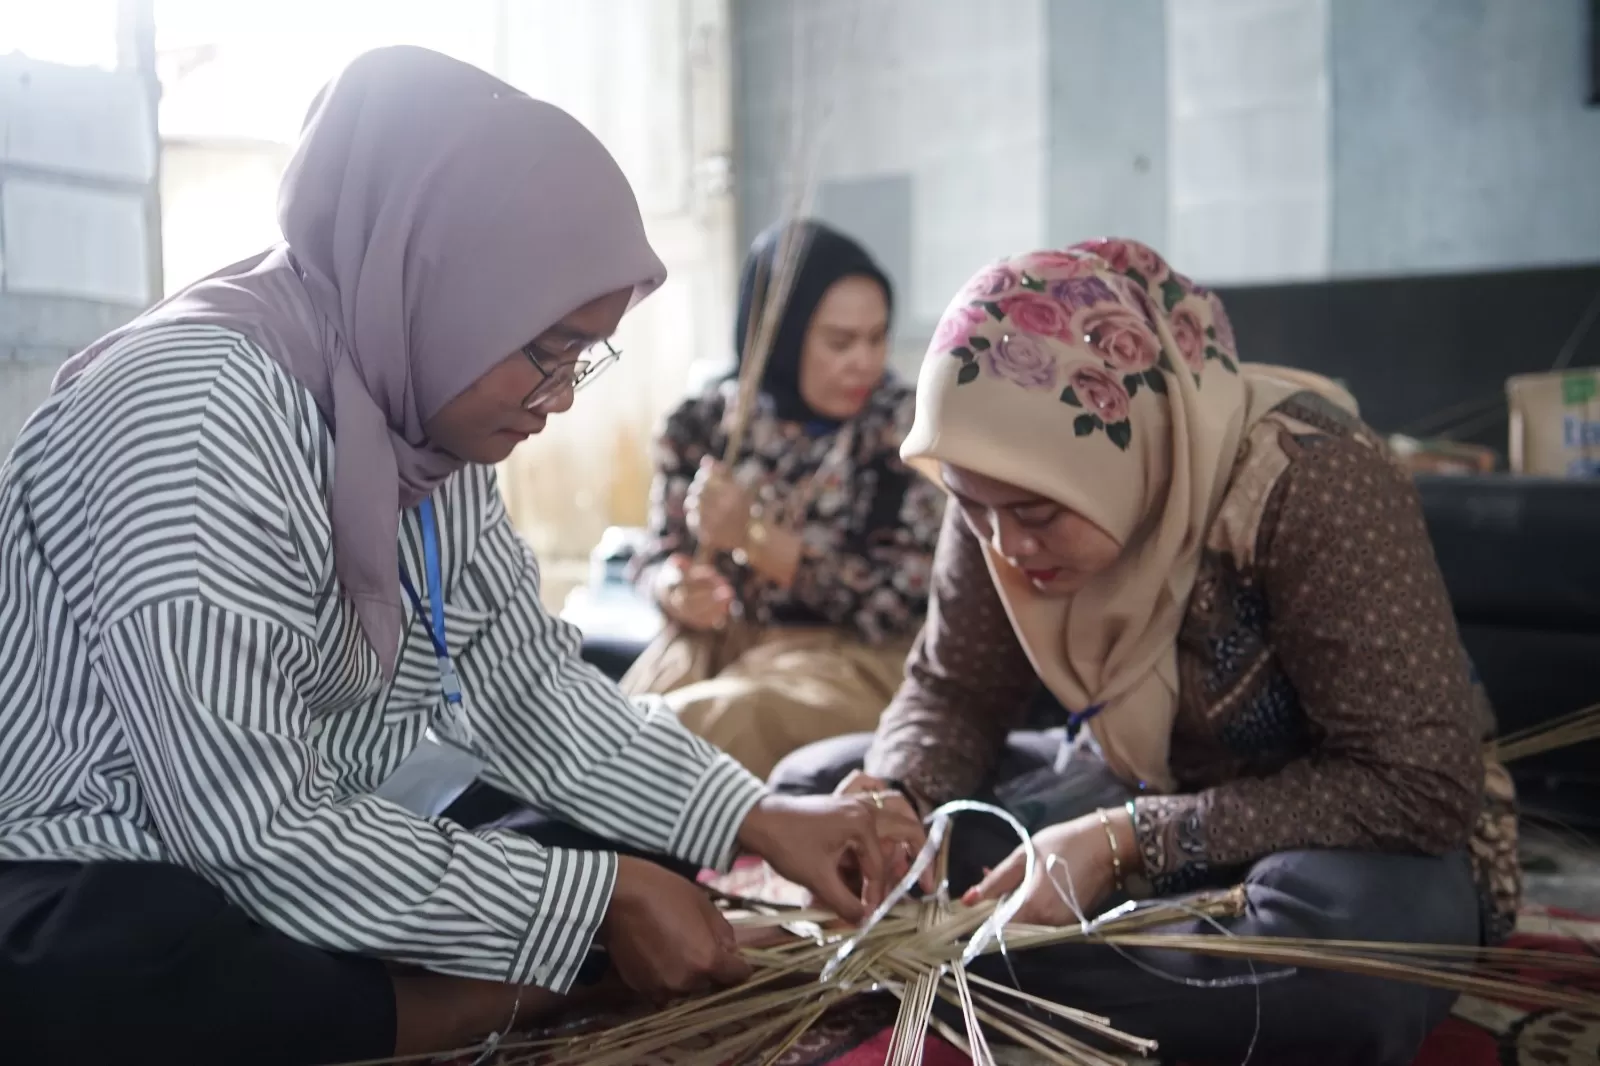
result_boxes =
[818,799,1038,982]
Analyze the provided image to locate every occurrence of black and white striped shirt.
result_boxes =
[0,324,766,990]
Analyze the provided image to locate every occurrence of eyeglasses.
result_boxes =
[519,338,621,410]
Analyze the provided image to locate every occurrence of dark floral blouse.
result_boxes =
[864,394,1521,943]
[632,377,945,646]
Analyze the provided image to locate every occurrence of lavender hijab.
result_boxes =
[54,47,667,675]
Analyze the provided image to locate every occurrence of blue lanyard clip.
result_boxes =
[437,654,463,705]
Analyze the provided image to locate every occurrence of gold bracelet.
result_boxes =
[1096,807,1125,893]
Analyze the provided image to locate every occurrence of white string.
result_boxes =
[819,813,950,983]
[469,983,523,1066]
[1032,853,1297,1066]
[471,833,531,1064]
[819,799,1040,983]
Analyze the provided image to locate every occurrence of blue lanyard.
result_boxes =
[397,498,462,705]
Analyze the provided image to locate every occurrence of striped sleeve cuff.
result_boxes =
[667,752,768,872]
[506,844,618,992]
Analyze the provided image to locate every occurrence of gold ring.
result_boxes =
[867,791,887,810]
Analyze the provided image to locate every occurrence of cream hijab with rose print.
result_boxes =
[901,239,1355,792]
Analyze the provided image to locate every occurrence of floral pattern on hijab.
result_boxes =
[902,238,1356,791]
[932,240,1240,452]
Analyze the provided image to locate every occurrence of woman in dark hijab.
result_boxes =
[625,219,945,780]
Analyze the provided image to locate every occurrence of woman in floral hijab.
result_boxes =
[773,239,1518,1064]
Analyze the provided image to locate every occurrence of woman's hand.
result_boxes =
[835,771,935,894]
[654,553,734,631]
[686,459,755,554]
[599,856,750,1004]
[962,808,1138,924]
[736,793,927,920]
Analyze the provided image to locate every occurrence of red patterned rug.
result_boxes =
[1409,907,1600,1066]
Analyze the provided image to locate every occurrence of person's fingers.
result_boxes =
[677,581,733,623]
[680,577,733,607]
[857,794,932,893]
[703,897,739,951]
[1012,889,1059,927]
[835,847,864,894]
[882,837,936,895]
[837,771,890,796]
[670,934,720,995]
[885,838,911,886]
[969,845,1027,903]
[709,945,752,987]
[677,586,718,613]
[847,810,890,913]
[804,851,869,923]
[959,866,996,906]
[871,804,928,879]
[835,769,872,795]
[873,797,925,841]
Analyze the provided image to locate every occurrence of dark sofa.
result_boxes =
[580,475,1599,824]
[1415,474,1600,827]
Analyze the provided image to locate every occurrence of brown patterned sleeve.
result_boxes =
[787,470,944,644]
[787,390,944,644]
[630,396,716,596]
[863,499,1038,804]
[1133,432,1482,884]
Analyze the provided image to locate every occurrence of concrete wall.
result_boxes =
[733,0,1600,301]
[0,53,159,454]
[1167,0,1332,283]
[1045,0,1169,254]
[732,0,1048,369]
[1330,0,1600,275]
[1166,0,1600,282]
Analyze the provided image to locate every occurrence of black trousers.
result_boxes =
[771,731,1483,1066]
[0,786,691,1066]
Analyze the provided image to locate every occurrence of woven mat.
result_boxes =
[765,908,1600,1066]
[441,863,1599,1066]
[709,865,1600,1065]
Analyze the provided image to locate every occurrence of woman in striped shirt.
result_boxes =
[0,47,919,1065]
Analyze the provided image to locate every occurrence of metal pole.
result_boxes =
[118,0,164,303]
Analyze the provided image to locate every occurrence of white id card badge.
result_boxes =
[373,726,488,819]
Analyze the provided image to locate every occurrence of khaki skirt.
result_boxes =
[620,622,912,781]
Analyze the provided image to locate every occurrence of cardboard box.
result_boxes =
[1507,369,1600,478]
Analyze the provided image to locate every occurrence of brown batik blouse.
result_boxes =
[633,378,946,646]
[864,394,1522,943]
